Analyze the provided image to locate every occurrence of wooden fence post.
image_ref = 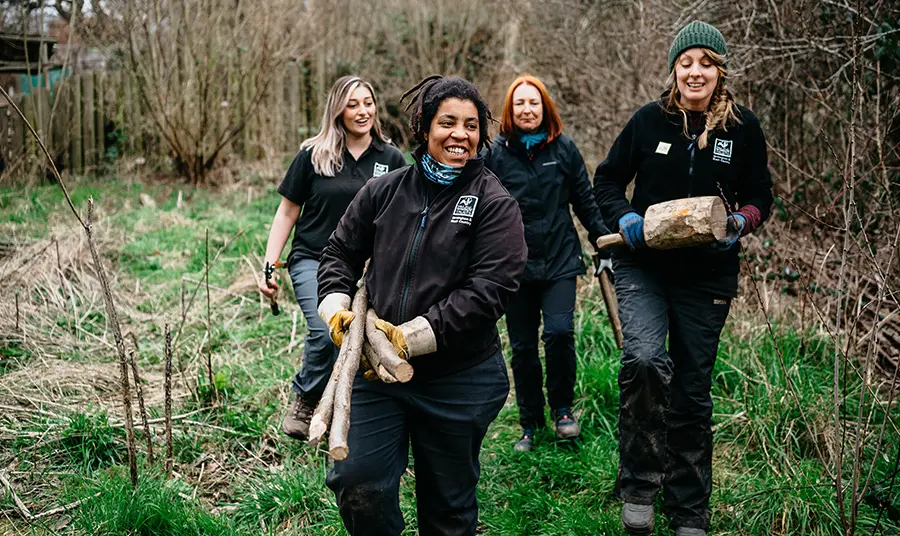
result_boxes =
[0,105,9,168]
[52,79,72,167]
[10,96,24,171]
[95,71,106,164]
[82,73,96,169]
[70,75,83,173]
[288,62,300,151]
[272,70,284,154]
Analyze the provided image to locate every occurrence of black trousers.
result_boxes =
[505,277,577,429]
[614,260,730,531]
[325,352,509,536]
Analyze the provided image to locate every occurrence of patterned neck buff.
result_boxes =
[420,152,464,186]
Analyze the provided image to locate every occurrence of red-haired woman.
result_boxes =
[487,75,609,452]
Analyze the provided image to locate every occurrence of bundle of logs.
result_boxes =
[308,284,414,459]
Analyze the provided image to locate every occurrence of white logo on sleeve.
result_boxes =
[372,162,389,177]
[655,142,671,155]
[451,195,479,225]
[713,139,733,164]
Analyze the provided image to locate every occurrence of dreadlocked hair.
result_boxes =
[400,75,493,153]
[665,48,741,150]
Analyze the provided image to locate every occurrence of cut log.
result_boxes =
[308,285,364,446]
[307,353,343,445]
[365,308,415,383]
[596,196,728,251]
[328,285,368,460]
[363,341,399,383]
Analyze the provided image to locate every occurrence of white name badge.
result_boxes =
[656,142,671,155]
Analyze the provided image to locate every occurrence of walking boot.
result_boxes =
[282,395,317,440]
[621,502,654,534]
[551,407,580,439]
[514,427,535,452]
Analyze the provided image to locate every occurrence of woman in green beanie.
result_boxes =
[593,21,773,535]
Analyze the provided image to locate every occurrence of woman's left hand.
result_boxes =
[713,214,746,250]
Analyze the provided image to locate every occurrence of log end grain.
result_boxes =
[330,446,349,461]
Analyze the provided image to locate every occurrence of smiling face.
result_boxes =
[341,86,376,139]
[675,48,720,112]
[426,98,480,167]
[512,83,543,133]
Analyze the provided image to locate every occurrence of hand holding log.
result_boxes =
[365,309,414,383]
[596,196,727,251]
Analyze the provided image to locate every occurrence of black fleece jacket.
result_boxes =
[318,156,527,381]
[487,133,609,282]
[593,100,773,296]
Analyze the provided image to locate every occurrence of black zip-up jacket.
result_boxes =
[487,133,609,281]
[318,155,527,381]
[593,100,773,295]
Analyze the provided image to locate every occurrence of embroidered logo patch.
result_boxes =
[372,162,389,178]
[451,195,478,225]
[713,139,733,164]
[542,161,558,166]
[655,142,671,155]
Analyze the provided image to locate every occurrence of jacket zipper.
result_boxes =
[687,135,697,197]
[399,191,435,323]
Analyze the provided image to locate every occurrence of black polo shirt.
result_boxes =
[278,138,407,264]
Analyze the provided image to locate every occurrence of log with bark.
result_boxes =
[308,284,368,449]
[364,308,415,383]
[307,286,418,460]
[596,196,727,250]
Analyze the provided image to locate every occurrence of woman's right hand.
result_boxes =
[258,275,278,298]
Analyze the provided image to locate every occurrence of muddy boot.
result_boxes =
[282,395,316,440]
[551,407,580,440]
[513,427,535,452]
[622,502,654,535]
[675,528,707,536]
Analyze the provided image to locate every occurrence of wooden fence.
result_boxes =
[0,62,321,177]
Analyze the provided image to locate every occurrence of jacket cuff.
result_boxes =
[400,316,437,358]
[318,293,351,324]
[736,205,762,236]
[611,206,637,232]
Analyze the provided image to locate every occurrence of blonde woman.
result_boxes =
[593,21,773,535]
[259,76,406,441]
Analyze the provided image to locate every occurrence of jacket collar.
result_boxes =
[497,132,550,157]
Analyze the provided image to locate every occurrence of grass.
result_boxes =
[0,174,898,535]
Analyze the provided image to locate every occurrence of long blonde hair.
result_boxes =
[300,76,391,177]
[665,48,741,150]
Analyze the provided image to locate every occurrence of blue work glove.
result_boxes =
[714,214,746,250]
[617,212,646,250]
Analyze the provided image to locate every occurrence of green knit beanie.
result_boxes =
[668,21,727,71]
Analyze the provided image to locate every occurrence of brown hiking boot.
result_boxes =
[282,395,316,440]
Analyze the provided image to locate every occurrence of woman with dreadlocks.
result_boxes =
[487,74,610,452]
[316,76,526,536]
[593,22,773,535]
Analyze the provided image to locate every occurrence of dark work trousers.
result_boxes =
[325,352,509,536]
[288,259,339,400]
[614,260,730,531]
[505,277,577,429]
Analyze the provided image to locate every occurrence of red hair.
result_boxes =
[500,75,563,142]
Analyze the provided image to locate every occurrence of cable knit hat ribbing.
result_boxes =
[668,21,727,71]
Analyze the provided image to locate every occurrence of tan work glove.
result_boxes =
[327,310,354,347]
[360,351,379,382]
[375,319,409,360]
